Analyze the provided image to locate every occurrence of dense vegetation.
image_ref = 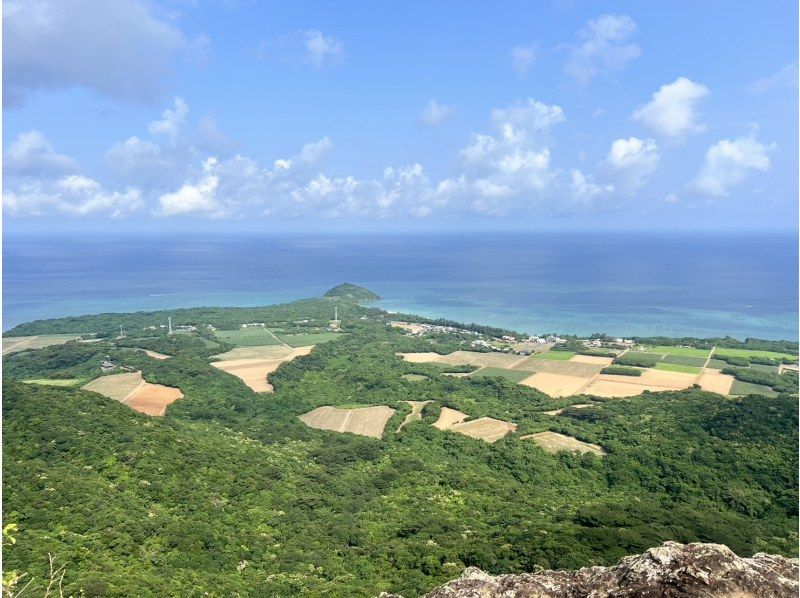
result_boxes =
[323,283,381,301]
[3,298,798,596]
[600,366,643,376]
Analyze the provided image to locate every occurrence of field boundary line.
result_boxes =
[267,329,291,347]
[121,380,147,404]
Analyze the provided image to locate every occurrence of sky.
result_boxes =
[3,0,798,232]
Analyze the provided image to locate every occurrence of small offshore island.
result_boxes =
[3,284,798,596]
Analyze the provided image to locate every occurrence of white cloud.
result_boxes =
[691,135,773,197]
[300,30,345,69]
[607,137,659,170]
[570,169,613,201]
[148,97,189,139]
[748,62,798,94]
[632,77,709,139]
[4,175,142,217]
[511,43,537,78]
[420,99,455,127]
[4,131,79,176]
[564,14,640,83]
[158,157,222,216]
[3,0,190,107]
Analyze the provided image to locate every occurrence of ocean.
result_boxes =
[3,231,797,340]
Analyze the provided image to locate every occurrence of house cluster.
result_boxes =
[100,356,134,374]
[240,322,267,328]
[528,335,566,344]
[583,337,634,348]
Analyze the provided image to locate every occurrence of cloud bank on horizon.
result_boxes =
[3,0,797,228]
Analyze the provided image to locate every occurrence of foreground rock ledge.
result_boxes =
[381,541,799,597]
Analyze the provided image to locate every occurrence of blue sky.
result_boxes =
[3,0,798,231]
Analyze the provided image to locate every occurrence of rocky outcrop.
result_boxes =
[384,542,799,597]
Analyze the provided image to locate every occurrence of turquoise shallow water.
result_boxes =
[3,231,797,339]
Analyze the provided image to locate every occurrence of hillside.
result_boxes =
[2,301,798,596]
[323,283,381,301]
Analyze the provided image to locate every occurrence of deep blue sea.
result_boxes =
[3,231,797,340]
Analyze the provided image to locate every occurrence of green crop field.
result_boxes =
[469,367,533,383]
[641,345,710,358]
[730,380,779,397]
[276,332,343,347]
[214,328,282,346]
[532,351,575,361]
[706,359,729,370]
[22,378,87,388]
[748,363,781,374]
[653,362,702,374]
[661,355,708,367]
[714,348,798,362]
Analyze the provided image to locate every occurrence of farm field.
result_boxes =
[748,363,781,373]
[212,345,315,392]
[213,328,283,346]
[697,370,735,395]
[714,348,798,361]
[532,351,575,360]
[22,378,86,387]
[276,332,342,347]
[569,354,614,366]
[730,380,779,397]
[2,334,83,355]
[521,431,606,456]
[469,367,533,383]
[298,405,395,438]
[142,349,170,360]
[213,345,307,360]
[396,400,431,431]
[706,359,730,370]
[125,383,184,416]
[653,362,702,374]
[641,346,711,357]
[432,407,469,430]
[661,354,708,367]
[519,372,588,397]
[447,417,517,443]
[510,357,602,377]
[396,351,522,369]
[82,372,145,402]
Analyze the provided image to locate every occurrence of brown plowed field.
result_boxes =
[448,418,517,443]
[432,407,469,429]
[211,346,315,392]
[519,372,589,397]
[697,370,735,395]
[83,372,145,402]
[522,431,606,456]
[298,406,396,438]
[125,383,184,416]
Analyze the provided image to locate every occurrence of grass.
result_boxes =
[276,332,342,347]
[748,363,781,374]
[730,380,779,397]
[532,351,575,361]
[469,367,533,383]
[653,362,702,374]
[706,359,729,370]
[22,378,87,387]
[714,348,798,362]
[214,328,282,347]
[641,345,710,358]
[661,354,708,367]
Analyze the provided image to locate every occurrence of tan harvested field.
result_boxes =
[542,403,593,415]
[125,383,183,416]
[510,357,602,377]
[582,368,697,398]
[396,400,432,431]
[779,363,799,374]
[213,345,313,361]
[299,406,395,438]
[522,431,606,456]
[2,334,83,355]
[400,374,428,382]
[569,354,614,366]
[639,369,697,387]
[698,370,735,395]
[519,372,589,397]
[397,351,523,369]
[581,379,662,397]
[432,407,469,430]
[143,350,170,360]
[390,321,426,334]
[448,418,517,443]
[83,372,145,402]
[211,346,315,392]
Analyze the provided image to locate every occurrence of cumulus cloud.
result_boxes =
[606,136,660,188]
[511,43,537,78]
[158,157,222,216]
[419,99,455,127]
[632,77,709,139]
[285,30,345,69]
[691,135,773,197]
[148,97,189,139]
[4,131,79,176]
[570,169,613,202]
[4,175,143,217]
[3,0,191,107]
[564,14,640,83]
